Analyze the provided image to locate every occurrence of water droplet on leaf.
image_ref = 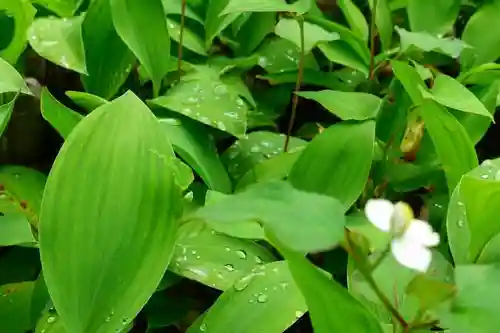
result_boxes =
[257,293,268,303]
[224,264,234,272]
[236,250,247,259]
[213,84,228,96]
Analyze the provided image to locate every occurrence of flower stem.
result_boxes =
[370,244,391,271]
[369,0,378,80]
[284,15,305,152]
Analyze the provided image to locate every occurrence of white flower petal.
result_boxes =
[365,199,394,232]
[392,202,414,231]
[391,238,432,272]
[403,219,440,247]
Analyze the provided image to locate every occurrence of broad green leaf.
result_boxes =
[222,0,311,15]
[0,0,36,64]
[81,0,135,99]
[419,100,477,194]
[111,0,171,96]
[337,0,369,41]
[169,220,275,290]
[0,282,35,333]
[317,42,369,76]
[257,69,344,90]
[35,306,65,333]
[187,261,307,333]
[33,0,82,17]
[0,165,47,227]
[221,131,307,182]
[0,96,16,138]
[149,66,247,137]
[143,293,193,330]
[369,0,392,50]
[274,18,339,54]
[256,37,319,74]
[396,27,469,59]
[166,18,207,56]
[305,15,370,65]
[236,149,305,190]
[30,273,49,328]
[41,88,83,139]
[0,57,31,94]
[447,159,500,264]
[27,16,87,74]
[39,92,183,333]
[458,63,500,85]
[426,74,493,120]
[233,12,276,56]
[296,91,382,120]
[407,0,460,35]
[391,60,427,104]
[477,232,500,264]
[163,0,204,24]
[160,117,232,193]
[289,120,375,211]
[65,91,107,112]
[438,264,500,333]
[191,181,346,253]
[0,213,34,246]
[461,0,500,69]
[281,248,384,333]
[455,83,499,144]
[205,0,240,48]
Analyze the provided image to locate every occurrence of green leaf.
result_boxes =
[0,57,31,95]
[191,181,346,253]
[438,264,500,333]
[447,159,500,264]
[0,0,36,64]
[456,83,499,144]
[143,293,193,330]
[289,120,375,211]
[0,213,34,246]
[426,74,493,120]
[461,0,500,69]
[0,282,35,333]
[477,232,500,264]
[318,42,369,75]
[222,0,311,15]
[41,88,83,139]
[205,0,240,48]
[111,0,171,96]
[27,16,87,74]
[149,66,247,137]
[81,0,135,99]
[220,131,307,182]
[369,0,392,50]
[186,261,307,333]
[169,220,275,290]
[391,60,427,104]
[233,12,276,56]
[0,165,47,227]
[296,91,382,120]
[160,117,232,193]
[337,0,369,41]
[396,26,469,59]
[407,0,460,35]
[33,0,82,17]
[39,92,183,333]
[419,100,478,194]
[275,18,339,54]
[65,91,107,112]
[281,248,384,333]
[236,149,305,190]
[166,18,207,56]
[0,96,16,138]
[35,306,65,333]
[257,37,319,74]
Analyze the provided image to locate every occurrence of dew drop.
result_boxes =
[236,98,245,107]
[280,282,289,289]
[234,274,253,291]
[255,256,263,264]
[13,173,20,179]
[224,264,235,272]
[216,121,227,131]
[258,56,268,68]
[236,250,247,259]
[480,174,489,179]
[47,316,56,324]
[295,310,304,318]
[200,323,207,332]
[184,96,199,105]
[250,145,261,153]
[257,293,268,303]
[182,107,192,114]
[224,247,231,252]
[196,255,201,259]
[191,250,197,255]
[214,84,228,95]
[457,220,465,228]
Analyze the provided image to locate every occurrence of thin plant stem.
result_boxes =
[284,15,305,152]
[177,0,187,77]
[369,0,378,80]
[344,230,409,330]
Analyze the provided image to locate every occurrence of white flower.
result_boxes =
[364,199,440,272]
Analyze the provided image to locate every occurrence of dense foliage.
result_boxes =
[2,0,500,332]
